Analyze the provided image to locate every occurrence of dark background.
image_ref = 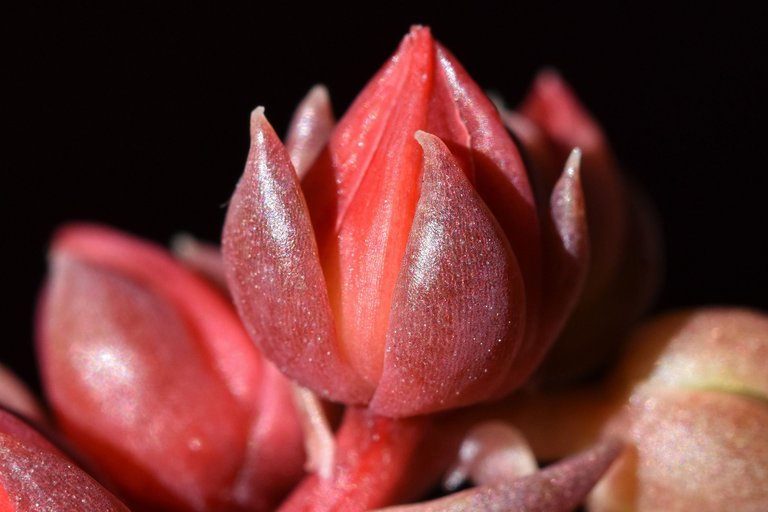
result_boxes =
[5,4,767,389]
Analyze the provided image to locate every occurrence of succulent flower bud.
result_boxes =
[38,225,304,511]
[223,26,589,417]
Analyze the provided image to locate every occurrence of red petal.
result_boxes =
[371,132,526,417]
[0,405,130,511]
[41,225,304,511]
[432,45,543,348]
[41,250,249,510]
[309,27,436,387]
[223,108,370,403]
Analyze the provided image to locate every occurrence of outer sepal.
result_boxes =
[372,132,525,416]
[223,108,370,404]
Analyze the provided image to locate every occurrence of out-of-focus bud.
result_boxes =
[37,224,305,512]
[223,26,589,417]
[496,308,768,511]
[590,308,768,511]
[0,408,130,511]
[503,70,662,384]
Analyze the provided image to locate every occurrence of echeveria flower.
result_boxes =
[37,225,305,511]
[223,26,589,417]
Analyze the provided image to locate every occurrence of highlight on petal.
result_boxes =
[286,84,335,178]
[0,409,130,512]
[375,438,623,512]
[371,132,525,417]
[223,108,370,403]
[40,224,304,511]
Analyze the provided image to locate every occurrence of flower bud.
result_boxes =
[591,308,768,511]
[223,26,589,417]
[38,225,304,511]
[504,71,662,384]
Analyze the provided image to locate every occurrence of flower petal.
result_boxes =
[304,26,436,387]
[519,70,625,301]
[0,365,45,424]
[371,132,525,417]
[503,149,589,390]
[433,44,543,348]
[286,85,335,178]
[223,108,370,403]
[41,245,250,510]
[41,225,304,511]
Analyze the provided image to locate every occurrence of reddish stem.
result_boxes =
[278,407,436,512]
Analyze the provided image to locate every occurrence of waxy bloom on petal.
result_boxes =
[38,225,305,512]
[223,26,589,417]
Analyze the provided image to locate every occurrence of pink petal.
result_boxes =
[286,85,335,179]
[432,44,542,350]
[596,391,768,511]
[41,249,249,510]
[371,132,526,417]
[0,409,130,512]
[222,108,370,403]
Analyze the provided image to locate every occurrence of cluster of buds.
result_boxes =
[1,26,765,511]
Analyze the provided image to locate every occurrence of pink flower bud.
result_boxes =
[38,224,304,511]
[0,408,129,511]
[223,26,589,417]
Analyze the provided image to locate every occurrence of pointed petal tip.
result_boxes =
[413,129,431,146]
[535,67,566,89]
[250,106,267,130]
[307,83,330,102]
[566,147,582,175]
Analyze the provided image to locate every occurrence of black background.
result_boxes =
[5,3,767,389]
